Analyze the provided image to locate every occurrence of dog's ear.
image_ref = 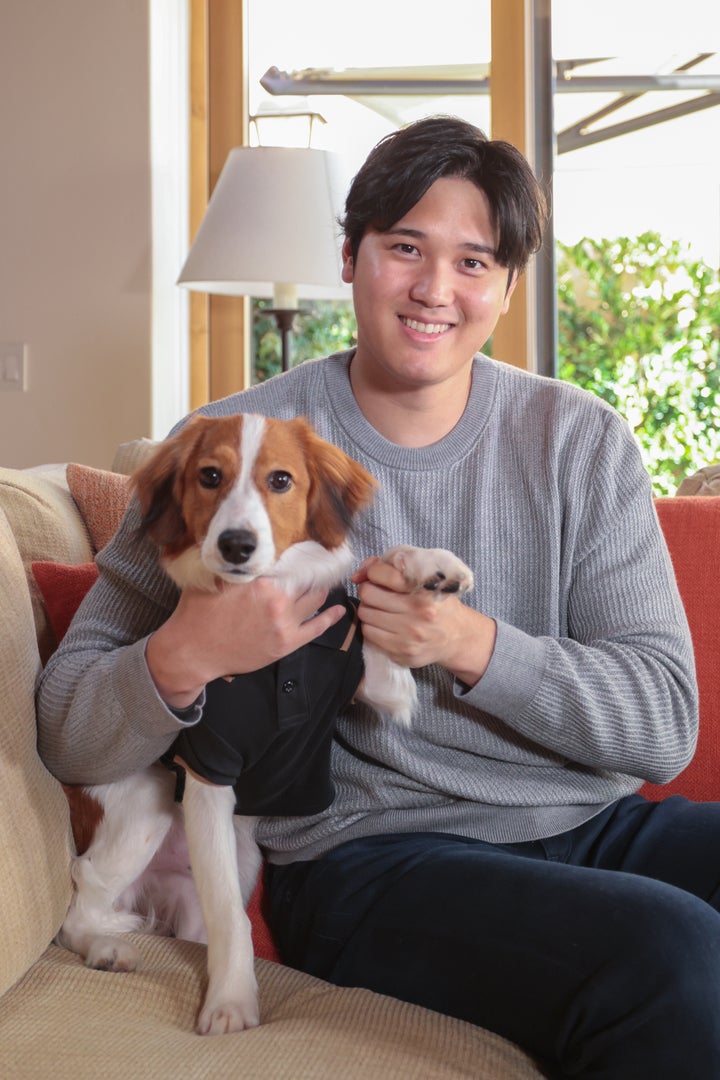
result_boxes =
[294,419,377,549]
[131,415,207,547]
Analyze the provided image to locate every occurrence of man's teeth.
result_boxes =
[401,317,451,335]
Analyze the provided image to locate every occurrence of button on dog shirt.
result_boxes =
[165,588,364,816]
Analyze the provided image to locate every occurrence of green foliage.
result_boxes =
[557,233,720,495]
[252,299,357,382]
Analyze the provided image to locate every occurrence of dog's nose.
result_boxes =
[217,528,257,565]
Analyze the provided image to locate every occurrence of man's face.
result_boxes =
[342,176,517,395]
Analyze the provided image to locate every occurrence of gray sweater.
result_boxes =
[37,353,698,863]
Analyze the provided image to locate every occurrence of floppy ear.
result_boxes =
[131,415,207,547]
[294,420,377,549]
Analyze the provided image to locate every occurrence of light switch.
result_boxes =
[0,343,27,391]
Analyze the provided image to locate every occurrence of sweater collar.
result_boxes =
[323,350,500,471]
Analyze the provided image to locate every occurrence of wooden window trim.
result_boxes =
[189,0,250,407]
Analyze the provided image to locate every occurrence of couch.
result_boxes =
[0,446,718,1080]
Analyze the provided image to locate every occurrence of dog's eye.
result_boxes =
[267,470,292,493]
[199,466,222,489]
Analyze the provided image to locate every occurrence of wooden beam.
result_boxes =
[189,0,250,406]
[189,0,209,408]
[489,0,535,371]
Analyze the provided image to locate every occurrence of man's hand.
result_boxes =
[146,579,345,710]
[352,557,496,687]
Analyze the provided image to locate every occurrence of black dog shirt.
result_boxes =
[164,589,364,816]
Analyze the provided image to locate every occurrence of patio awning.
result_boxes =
[260,55,720,153]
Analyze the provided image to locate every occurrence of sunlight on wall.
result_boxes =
[150,0,190,439]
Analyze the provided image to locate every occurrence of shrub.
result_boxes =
[252,299,356,382]
[557,233,720,495]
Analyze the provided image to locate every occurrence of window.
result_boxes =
[240,0,720,490]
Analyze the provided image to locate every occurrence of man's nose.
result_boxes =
[409,261,453,307]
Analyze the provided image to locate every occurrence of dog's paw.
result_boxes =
[196,996,260,1036]
[381,546,474,598]
[85,936,141,973]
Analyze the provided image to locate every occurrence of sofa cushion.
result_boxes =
[66,463,132,552]
[641,496,720,802]
[0,510,74,998]
[0,941,543,1079]
[111,436,159,475]
[677,462,720,496]
[31,562,99,646]
[0,467,93,663]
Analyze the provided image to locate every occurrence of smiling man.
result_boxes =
[38,117,720,1077]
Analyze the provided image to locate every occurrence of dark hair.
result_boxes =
[340,115,548,278]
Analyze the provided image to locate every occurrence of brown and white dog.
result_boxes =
[58,413,473,1035]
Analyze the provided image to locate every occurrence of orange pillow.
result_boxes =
[66,463,132,553]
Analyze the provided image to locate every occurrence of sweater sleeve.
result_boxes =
[457,409,698,785]
[36,496,200,785]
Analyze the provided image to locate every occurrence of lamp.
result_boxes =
[177,146,351,371]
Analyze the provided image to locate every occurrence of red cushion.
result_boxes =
[641,497,720,803]
[31,560,99,645]
[247,879,280,962]
[32,558,281,962]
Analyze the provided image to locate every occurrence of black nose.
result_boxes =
[217,528,257,565]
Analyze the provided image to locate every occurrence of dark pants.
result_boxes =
[266,795,720,1078]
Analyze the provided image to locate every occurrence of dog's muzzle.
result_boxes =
[217,528,257,568]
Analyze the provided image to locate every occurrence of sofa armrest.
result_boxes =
[0,509,73,996]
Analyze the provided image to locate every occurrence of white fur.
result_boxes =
[59,420,473,1034]
[200,415,277,582]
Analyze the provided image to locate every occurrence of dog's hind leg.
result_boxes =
[182,775,261,1034]
[58,766,177,973]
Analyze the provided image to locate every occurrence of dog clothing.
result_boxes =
[164,589,364,816]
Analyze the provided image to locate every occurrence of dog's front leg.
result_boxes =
[182,775,260,1034]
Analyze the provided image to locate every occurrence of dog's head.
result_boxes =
[132,413,377,588]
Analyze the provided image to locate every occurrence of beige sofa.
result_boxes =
[0,450,544,1079]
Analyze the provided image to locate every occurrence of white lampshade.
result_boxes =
[177,146,351,307]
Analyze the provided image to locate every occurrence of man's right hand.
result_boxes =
[146,579,346,710]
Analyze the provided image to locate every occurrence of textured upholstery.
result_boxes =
[641,497,720,803]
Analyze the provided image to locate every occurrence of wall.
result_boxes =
[0,0,153,469]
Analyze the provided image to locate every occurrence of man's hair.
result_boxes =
[340,115,549,278]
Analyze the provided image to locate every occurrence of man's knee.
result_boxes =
[565,881,720,1076]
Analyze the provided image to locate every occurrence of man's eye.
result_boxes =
[463,258,486,271]
[267,471,293,492]
[199,466,222,489]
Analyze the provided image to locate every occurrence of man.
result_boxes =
[38,117,720,1077]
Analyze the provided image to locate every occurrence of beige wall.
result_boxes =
[0,0,153,469]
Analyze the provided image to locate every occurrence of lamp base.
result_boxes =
[267,308,300,372]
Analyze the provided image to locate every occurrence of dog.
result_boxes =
[58,413,473,1035]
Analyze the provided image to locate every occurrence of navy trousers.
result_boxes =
[266,795,720,1078]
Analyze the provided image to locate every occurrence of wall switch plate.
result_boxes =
[0,343,28,391]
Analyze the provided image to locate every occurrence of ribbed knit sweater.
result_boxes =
[37,353,698,863]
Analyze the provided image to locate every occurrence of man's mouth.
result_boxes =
[400,316,452,335]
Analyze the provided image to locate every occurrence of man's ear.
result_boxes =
[341,237,354,284]
[501,270,519,314]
